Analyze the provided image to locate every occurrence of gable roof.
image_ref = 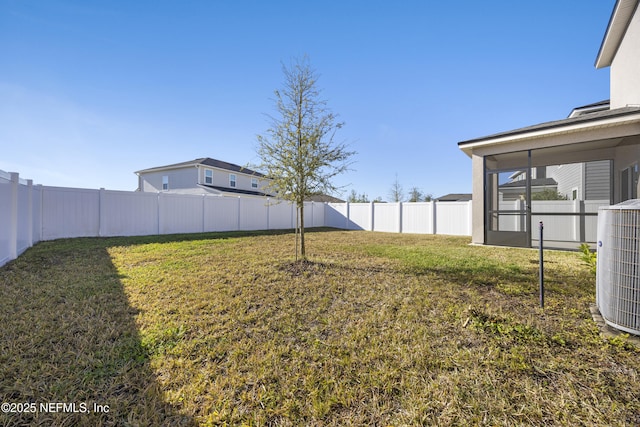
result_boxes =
[136,157,266,177]
[568,100,611,118]
[436,193,472,202]
[305,194,346,203]
[595,0,639,68]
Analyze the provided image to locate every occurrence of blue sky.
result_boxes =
[1,0,615,200]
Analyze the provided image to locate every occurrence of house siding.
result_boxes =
[549,163,583,199]
[611,5,640,108]
[585,160,611,200]
[141,168,198,192]
[198,166,271,194]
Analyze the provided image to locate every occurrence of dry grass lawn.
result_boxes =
[1,229,639,426]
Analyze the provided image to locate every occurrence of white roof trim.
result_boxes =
[596,0,639,68]
[135,162,199,175]
[459,112,640,155]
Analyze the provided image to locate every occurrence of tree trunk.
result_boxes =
[299,202,305,259]
[294,206,299,261]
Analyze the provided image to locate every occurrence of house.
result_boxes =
[305,194,346,203]
[135,157,274,198]
[458,0,640,248]
[500,160,611,202]
[436,193,472,202]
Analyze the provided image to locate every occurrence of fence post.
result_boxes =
[157,192,162,235]
[370,202,375,231]
[345,202,350,230]
[237,197,241,231]
[431,201,437,235]
[398,202,403,233]
[9,173,19,261]
[266,198,270,230]
[26,179,33,248]
[202,194,206,233]
[578,199,586,243]
[99,188,106,237]
[36,184,43,243]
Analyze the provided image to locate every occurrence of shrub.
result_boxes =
[579,242,597,275]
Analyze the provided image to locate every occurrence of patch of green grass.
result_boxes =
[1,230,639,426]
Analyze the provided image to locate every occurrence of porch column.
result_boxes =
[471,153,484,244]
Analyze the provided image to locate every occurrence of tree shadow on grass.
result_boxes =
[0,239,195,426]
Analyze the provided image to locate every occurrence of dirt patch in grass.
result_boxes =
[2,230,639,426]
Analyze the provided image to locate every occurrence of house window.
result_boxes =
[205,169,213,185]
[229,174,237,188]
[251,178,258,188]
[162,175,169,191]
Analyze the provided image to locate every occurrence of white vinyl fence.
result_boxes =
[1,172,37,266]
[0,171,325,267]
[39,187,325,240]
[325,201,473,236]
[531,199,608,244]
[1,170,473,267]
[497,199,609,244]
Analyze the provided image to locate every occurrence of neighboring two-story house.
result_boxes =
[458,0,640,248]
[135,157,274,198]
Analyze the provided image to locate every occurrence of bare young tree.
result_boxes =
[388,173,404,202]
[256,56,355,260]
[408,186,423,203]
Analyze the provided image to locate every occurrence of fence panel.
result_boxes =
[32,185,42,243]
[16,180,31,255]
[41,186,100,240]
[373,203,400,233]
[348,203,371,230]
[531,200,609,244]
[325,203,348,229]
[102,190,159,236]
[159,193,204,235]
[402,202,433,234]
[300,202,318,229]
[531,201,576,242]
[204,196,239,232]
[585,200,610,242]
[240,197,269,231]
[497,200,526,232]
[268,201,294,230]
[309,202,325,228]
[0,172,12,266]
[435,201,471,236]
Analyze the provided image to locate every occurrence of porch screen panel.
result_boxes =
[529,157,612,246]
[484,150,531,247]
